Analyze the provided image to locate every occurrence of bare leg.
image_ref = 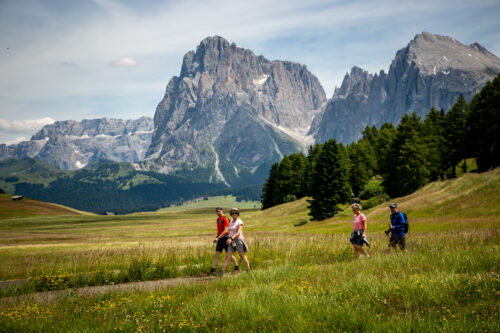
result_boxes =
[237,252,250,270]
[231,255,238,267]
[221,250,234,272]
[353,245,360,259]
[212,251,221,269]
[357,245,369,257]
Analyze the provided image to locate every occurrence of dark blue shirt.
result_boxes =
[390,212,406,236]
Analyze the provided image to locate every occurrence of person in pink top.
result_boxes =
[350,203,370,259]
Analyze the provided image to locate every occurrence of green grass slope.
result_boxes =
[0,158,63,193]
[0,169,498,332]
[0,194,91,219]
[245,167,500,234]
[158,195,261,212]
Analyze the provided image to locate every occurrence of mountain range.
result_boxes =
[1,32,500,190]
[0,117,153,170]
[311,32,500,143]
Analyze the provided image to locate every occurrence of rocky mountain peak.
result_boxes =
[0,117,153,170]
[145,36,326,185]
[399,31,500,76]
[333,66,373,99]
[311,32,500,144]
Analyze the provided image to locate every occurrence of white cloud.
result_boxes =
[0,117,55,132]
[4,137,28,145]
[0,0,498,130]
[111,57,137,67]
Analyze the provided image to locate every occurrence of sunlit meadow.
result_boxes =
[0,170,499,332]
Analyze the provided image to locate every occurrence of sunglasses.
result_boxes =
[230,212,238,215]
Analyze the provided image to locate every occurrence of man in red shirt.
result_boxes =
[210,207,238,274]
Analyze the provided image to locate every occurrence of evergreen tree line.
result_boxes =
[261,74,500,220]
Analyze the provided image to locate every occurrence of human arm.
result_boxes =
[393,213,405,231]
[214,226,229,243]
[226,221,244,244]
[360,215,367,238]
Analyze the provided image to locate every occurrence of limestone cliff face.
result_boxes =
[144,36,326,185]
[0,117,153,170]
[311,32,500,143]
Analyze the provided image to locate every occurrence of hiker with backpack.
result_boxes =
[350,203,370,259]
[221,208,251,274]
[210,207,239,274]
[387,203,408,252]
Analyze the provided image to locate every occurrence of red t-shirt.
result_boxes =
[217,216,230,236]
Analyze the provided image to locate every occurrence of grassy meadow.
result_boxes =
[0,169,499,332]
[158,195,261,212]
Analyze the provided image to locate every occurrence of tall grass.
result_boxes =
[1,228,498,332]
[0,169,499,331]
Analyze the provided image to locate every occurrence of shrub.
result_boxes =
[361,194,390,209]
[359,183,385,200]
[283,194,297,203]
[294,220,308,227]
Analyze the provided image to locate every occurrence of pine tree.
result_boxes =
[466,75,500,171]
[382,113,430,197]
[261,163,278,209]
[422,107,446,180]
[374,123,397,175]
[445,94,468,176]
[305,143,323,197]
[347,140,376,196]
[275,156,293,204]
[308,139,351,220]
[288,153,308,199]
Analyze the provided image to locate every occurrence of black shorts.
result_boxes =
[350,230,365,246]
[389,234,406,249]
[215,236,229,252]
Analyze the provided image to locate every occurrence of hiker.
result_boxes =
[221,208,251,273]
[388,203,407,252]
[350,203,370,259]
[211,207,238,274]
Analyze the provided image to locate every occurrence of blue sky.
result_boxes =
[0,0,499,144]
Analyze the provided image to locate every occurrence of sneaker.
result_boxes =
[234,266,239,271]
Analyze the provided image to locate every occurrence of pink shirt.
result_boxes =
[353,213,366,230]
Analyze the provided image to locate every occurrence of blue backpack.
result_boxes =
[401,212,409,233]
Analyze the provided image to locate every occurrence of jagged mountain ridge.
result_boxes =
[311,32,500,143]
[142,36,327,186]
[1,32,499,186]
[0,117,153,170]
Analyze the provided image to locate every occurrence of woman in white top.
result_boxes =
[221,207,251,273]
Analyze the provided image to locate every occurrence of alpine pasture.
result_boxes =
[0,170,499,332]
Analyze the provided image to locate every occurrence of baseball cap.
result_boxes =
[389,203,397,208]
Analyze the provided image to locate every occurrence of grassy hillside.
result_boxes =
[0,169,498,332]
[0,158,62,193]
[0,158,226,213]
[0,194,90,219]
[158,195,262,212]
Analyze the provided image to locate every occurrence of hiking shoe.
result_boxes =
[209,268,216,275]
[234,266,239,271]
